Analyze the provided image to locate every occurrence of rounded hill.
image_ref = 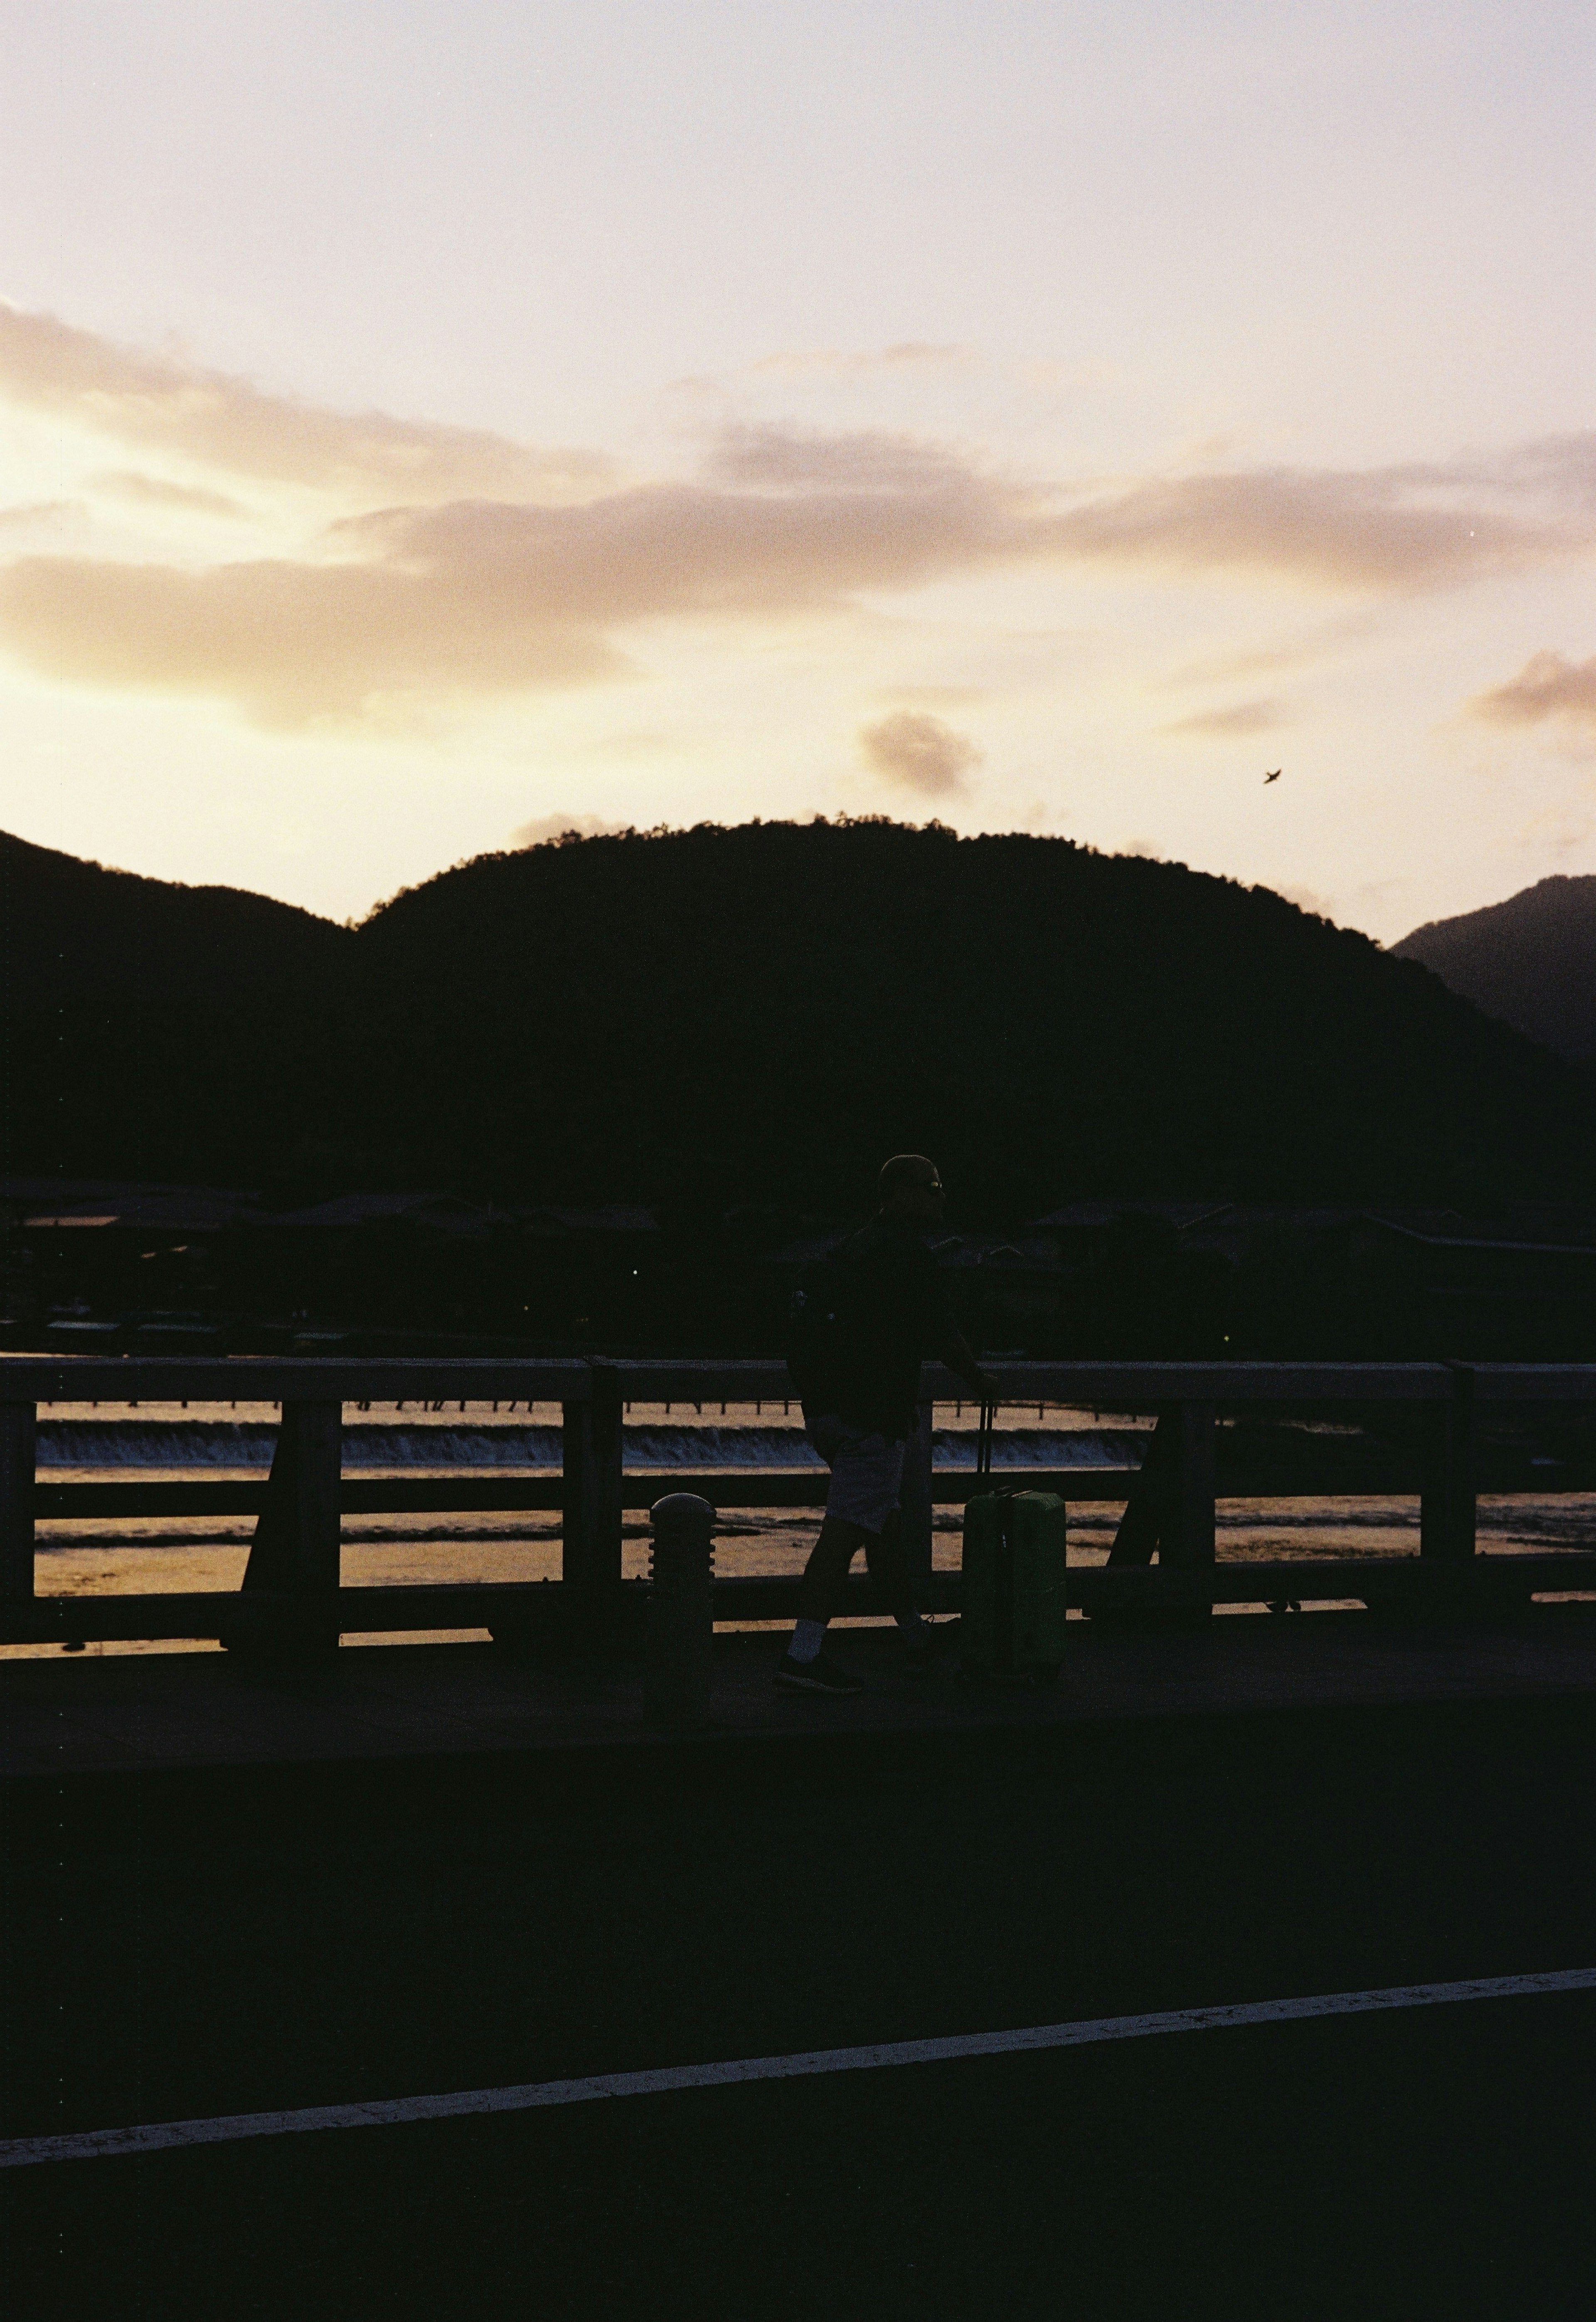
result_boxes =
[348,820,1596,1217]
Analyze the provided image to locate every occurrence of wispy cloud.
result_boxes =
[0,500,78,530]
[1163,698,1291,737]
[1162,619,1370,690]
[0,302,610,502]
[337,467,1026,616]
[859,711,981,797]
[7,431,1592,727]
[706,423,976,492]
[1468,649,1596,735]
[750,343,971,377]
[1470,433,1596,509]
[92,470,245,518]
[0,462,1027,723]
[6,314,1596,734]
[1048,468,1579,593]
[0,553,623,726]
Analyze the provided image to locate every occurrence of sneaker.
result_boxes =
[775,1649,864,1696]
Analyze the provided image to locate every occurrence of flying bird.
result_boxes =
[1263,768,1282,783]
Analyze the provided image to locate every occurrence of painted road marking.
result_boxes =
[5,1967,1594,2171]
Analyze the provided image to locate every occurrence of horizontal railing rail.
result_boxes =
[0,1353,1499,1404]
[10,1352,1596,1403]
[30,1454,1596,1526]
[0,1357,595,1403]
[3,1355,1595,1650]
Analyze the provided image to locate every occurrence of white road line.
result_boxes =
[5,1967,1594,2172]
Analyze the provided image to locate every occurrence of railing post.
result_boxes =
[645,1493,714,1726]
[901,1398,935,1601]
[0,1401,36,1603]
[1161,1401,1216,1612]
[561,1388,591,1591]
[1421,1364,1476,1588]
[1106,1412,1171,1567]
[562,1364,623,1636]
[235,1398,342,1653]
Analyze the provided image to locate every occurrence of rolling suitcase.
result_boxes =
[961,1402,1068,1684]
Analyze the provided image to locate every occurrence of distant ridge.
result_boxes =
[5,821,1595,1214]
[1392,876,1596,1063]
[0,830,353,1183]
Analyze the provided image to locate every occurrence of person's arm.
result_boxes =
[936,1321,998,1404]
[918,1238,998,1401]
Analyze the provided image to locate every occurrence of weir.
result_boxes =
[1,1355,1594,1650]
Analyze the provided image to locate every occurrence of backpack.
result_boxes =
[785,1229,877,1406]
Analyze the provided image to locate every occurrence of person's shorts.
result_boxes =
[805,1412,905,1536]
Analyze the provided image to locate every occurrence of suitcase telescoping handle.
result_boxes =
[975,1399,997,1479]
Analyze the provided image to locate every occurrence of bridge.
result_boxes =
[2,1353,1593,1648]
[7,1352,1596,2315]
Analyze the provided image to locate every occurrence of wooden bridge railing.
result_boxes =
[1,1357,1594,1650]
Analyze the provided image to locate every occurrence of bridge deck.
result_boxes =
[5,1608,1596,1797]
[9,1609,1596,2317]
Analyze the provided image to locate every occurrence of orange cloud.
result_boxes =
[1469,650,1596,734]
[0,500,78,530]
[92,471,244,518]
[1047,469,1575,592]
[4,440,1589,729]
[860,711,982,797]
[5,361,1596,731]
[0,461,1039,724]
[0,553,620,726]
[707,424,975,492]
[0,302,609,502]
[0,465,1017,722]
[334,472,1028,618]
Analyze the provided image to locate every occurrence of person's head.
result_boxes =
[878,1153,946,1223]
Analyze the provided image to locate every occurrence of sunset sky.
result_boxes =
[2,0,1594,937]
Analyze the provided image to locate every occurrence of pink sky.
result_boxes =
[2,0,1593,937]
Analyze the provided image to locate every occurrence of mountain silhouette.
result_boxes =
[5,820,1594,1216]
[1392,875,1596,1064]
[0,830,352,1184]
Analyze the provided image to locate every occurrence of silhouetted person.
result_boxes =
[778,1155,996,1694]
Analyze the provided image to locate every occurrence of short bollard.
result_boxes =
[645,1493,715,1727]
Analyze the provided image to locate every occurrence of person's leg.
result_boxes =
[791,1514,871,1660]
[864,1508,924,1639]
[783,1423,902,1679]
